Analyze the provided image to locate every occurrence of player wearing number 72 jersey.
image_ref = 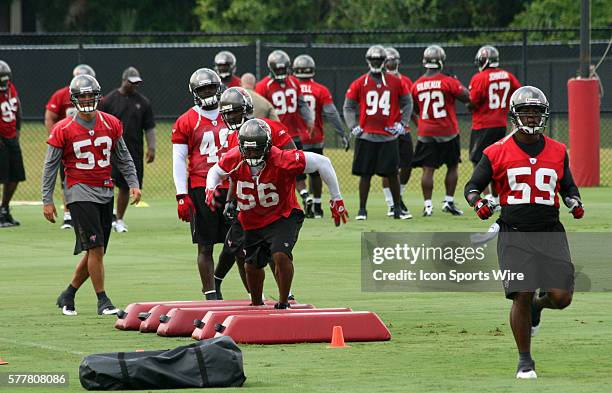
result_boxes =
[206,119,348,309]
[172,68,231,300]
[464,86,583,380]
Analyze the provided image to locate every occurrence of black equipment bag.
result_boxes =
[79,336,246,390]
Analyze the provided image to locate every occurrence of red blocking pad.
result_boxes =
[114,301,206,331]
[139,300,283,333]
[214,312,391,344]
[156,304,314,337]
[192,308,352,340]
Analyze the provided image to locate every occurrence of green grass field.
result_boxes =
[2,187,612,392]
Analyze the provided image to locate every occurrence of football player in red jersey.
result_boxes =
[42,74,141,316]
[293,54,349,218]
[214,50,241,89]
[213,87,296,299]
[465,86,582,380]
[45,64,97,230]
[343,45,413,220]
[381,46,416,218]
[172,68,232,300]
[0,60,24,227]
[468,46,521,206]
[412,45,470,217]
[255,50,314,207]
[206,119,347,308]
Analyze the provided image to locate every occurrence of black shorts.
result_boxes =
[303,147,323,178]
[243,209,304,269]
[469,127,506,164]
[68,200,113,255]
[352,138,399,177]
[398,134,414,169]
[224,218,245,257]
[0,137,26,183]
[293,138,306,182]
[497,220,575,299]
[412,135,461,169]
[189,187,230,247]
[112,156,144,189]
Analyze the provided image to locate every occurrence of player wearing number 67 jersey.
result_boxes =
[343,45,413,221]
[42,74,141,316]
[464,86,582,380]
[206,118,347,309]
[411,45,470,217]
[172,68,231,301]
[468,46,521,205]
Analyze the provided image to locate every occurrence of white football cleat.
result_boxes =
[113,219,128,233]
[516,369,538,379]
[61,306,78,316]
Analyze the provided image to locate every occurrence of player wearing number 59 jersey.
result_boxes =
[172,68,231,301]
[42,74,141,317]
[465,86,582,380]
[411,45,470,217]
[206,119,347,309]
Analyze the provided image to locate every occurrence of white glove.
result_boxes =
[385,122,405,136]
[351,126,363,137]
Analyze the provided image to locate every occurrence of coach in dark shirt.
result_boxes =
[98,67,155,233]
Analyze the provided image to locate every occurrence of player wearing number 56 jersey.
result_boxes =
[42,74,141,317]
[343,45,413,221]
[0,60,24,228]
[468,46,521,205]
[465,86,582,380]
[206,119,347,309]
[412,45,470,217]
[172,68,231,300]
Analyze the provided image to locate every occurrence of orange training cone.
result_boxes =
[328,325,349,348]
[0,357,8,365]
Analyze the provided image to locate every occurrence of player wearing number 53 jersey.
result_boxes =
[465,86,582,380]
[172,68,231,301]
[412,45,470,217]
[206,119,347,309]
[343,45,413,221]
[42,74,141,317]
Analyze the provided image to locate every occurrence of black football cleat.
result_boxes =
[56,290,77,316]
[442,201,464,216]
[274,302,291,309]
[97,298,119,315]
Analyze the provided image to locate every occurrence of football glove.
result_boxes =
[330,199,348,227]
[384,122,405,136]
[341,134,350,151]
[351,126,363,137]
[176,194,194,222]
[564,197,584,219]
[223,199,237,221]
[473,198,494,220]
[205,187,224,212]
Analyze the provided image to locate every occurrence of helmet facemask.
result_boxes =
[215,63,233,79]
[71,91,101,113]
[192,84,220,109]
[239,141,270,167]
[270,64,289,82]
[367,57,385,73]
[511,105,549,135]
[221,107,247,131]
[385,57,400,74]
[0,75,9,91]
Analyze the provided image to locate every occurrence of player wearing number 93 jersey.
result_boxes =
[464,86,582,380]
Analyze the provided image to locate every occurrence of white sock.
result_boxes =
[299,189,308,197]
[313,198,321,204]
[444,195,454,203]
[113,208,117,216]
[400,184,406,196]
[492,196,500,205]
[64,212,71,220]
[424,199,432,209]
[383,187,394,207]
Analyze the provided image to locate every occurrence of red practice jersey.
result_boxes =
[412,73,466,137]
[46,86,77,122]
[172,108,230,189]
[295,79,334,145]
[218,146,306,231]
[226,118,292,149]
[47,111,123,188]
[0,82,19,139]
[225,76,241,88]
[485,135,566,208]
[469,68,521,130]
[345,72,408,136]
[255,75,305,139]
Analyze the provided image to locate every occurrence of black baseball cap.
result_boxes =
[122,67,142,83]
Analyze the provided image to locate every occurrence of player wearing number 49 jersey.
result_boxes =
[206,119,347,309]
[465,86,582,380]
[42,74,141,317]
[172,68,231,301]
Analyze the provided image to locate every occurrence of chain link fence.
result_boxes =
[2,28,611,201]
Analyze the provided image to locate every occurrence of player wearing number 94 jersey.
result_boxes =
[172,68,232,300]
[464,86,582,380]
